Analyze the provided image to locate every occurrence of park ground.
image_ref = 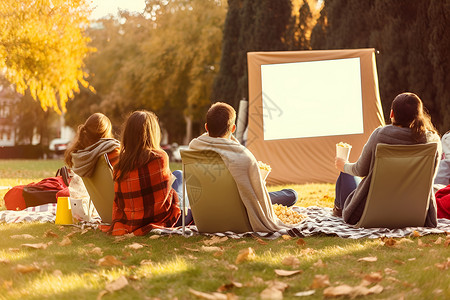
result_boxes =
[0,160,449,299]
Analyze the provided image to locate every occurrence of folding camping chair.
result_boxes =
[180,149,252,233]
[82,154,115,224]
[356,143,438,229]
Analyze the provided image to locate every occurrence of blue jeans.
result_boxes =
[172,170,193,226]
[269,189,298,207]
[335,172,361,209]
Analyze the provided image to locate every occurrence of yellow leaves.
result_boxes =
[97,256,123,267]
[235,247,256,264]
[126,243,145,250]
[204,236,228,246]
[323,284,384,298]
[358,256,377,262]
[21,243,48,250]
[435,258,450,270]
[274,269,302,277]
[58,236,72,246]
[188,288,229,300]
[310,274,330,289]
[13,264,41,274]
[282,256,300,268]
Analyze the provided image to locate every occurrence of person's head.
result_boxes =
[114,110,161,181]
[390,92,436,142]
[64,113,114,167]
[205,102,236,138]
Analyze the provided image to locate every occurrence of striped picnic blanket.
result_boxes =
[152,206,450,239]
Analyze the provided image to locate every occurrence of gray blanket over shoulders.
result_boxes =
[343,125,442,227]
[71,138,120,177]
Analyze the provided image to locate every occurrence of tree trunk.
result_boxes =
[184,114,192,145]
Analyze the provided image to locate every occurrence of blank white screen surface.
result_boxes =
[261,57,364,140]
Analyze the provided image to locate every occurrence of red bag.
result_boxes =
[4,167,71,210]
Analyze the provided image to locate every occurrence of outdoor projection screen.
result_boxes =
[247,49,385,184]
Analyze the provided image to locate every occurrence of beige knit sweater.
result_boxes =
[189,134,291,232]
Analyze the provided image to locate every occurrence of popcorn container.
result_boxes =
[336,143,352,161]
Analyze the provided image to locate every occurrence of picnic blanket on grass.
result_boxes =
[151,206,450,239]
[2,205,449,239]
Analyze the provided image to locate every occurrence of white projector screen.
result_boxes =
[261,57,364,140]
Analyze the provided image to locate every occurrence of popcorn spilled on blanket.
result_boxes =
[272,204,306,225]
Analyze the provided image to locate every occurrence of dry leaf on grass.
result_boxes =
[300,248,316,256]
[363,271,383,283]
[313,259,327,268]
[188,288,227,300]
[235,247,256,264]
[9,248,20,252]
[149,235,160,239]
[274,269,302,277]
[97,290,108,300]
[217,281,242,292]
[411,231,421,238]
[113,233,134,243]
[434,237,443,245]
[393,259,405,265]
[203,236,228,246]
[88,247,103,256]
[97,256,123,267]
[255,238,268,245]
[201,246,222,252]
[384,268,398,275]
[226,264,238,271]
[294,290,315,297]
[65,231,77,239]
[140,259,152,265]
[417,239,431,247]
[260,287,283,300]
[184,247,200,252]
[381,237,397,247]
[43,230,59,238]
[267,280,289,292]
[435,258,450,270]
[407,258,416,261]
[21,243,48,250]
[106,276,129,292]
[13,264,40,274]
[281,235,292,240]
[296,238,306,246]
[3,280,13,290]
[282,256,300,267]
[213,251,224,258]
[59,237,72,246]
[126,243,144,250]
[52,270,63,277]
[323,284,383,298]
[11,234,35,239]
[358,256,377,262]
[310,274,330,289]
[80,228,90,235]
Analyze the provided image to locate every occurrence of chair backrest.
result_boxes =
[357,143,438,229]
[81,154,115,224]
[180,149,252,233]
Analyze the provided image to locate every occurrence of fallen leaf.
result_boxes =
[435,258,450,270]
[434,237,443,245]
[80,228,90,235]
[358,256,377,262]
[411,231,421,238]
[149,235,160,239]
[417,239,431,247]
[363,271,383,283]
[296,238,306,246]
[97,256,123,267]
[313,259,327,268]
[393,259,405,265]
[89,247,103,256]
[188,288,227,299]
[121,251,132,258]
[267,280,289,292]
[274,269,302,277]
[184,247,200,252]
[3,280,13,290]
[53,270,63,277]
[13,264,40,274]
[323,284,384,298]
[226,264,238,271]
[105,276,129,292]
[216,281,242,292]
[11,234,35,239]
[203,236,228,245]
[300,248,316,255]
[384,268,398,275]
[126,243,144,250]
[65,231,77,238]
[140,259,152,265]
[43,230,59,238]
[59,237,72,246]
[398,238,414,244]
[281,235,292,240]
[113,233,134,243]
[213,251,224,258]
[8,248,20,252]
[382,237,397,247]
[235,247,256,264]
[282,256,300,267]
[294,290,315,297]
[85,243,95,247]
[310,274,330,289]
[255,238,268,245]
[407,258,416,261]
[201,246,222,252]
[0,258,10,264]
[21,243,48,250]
[260,287,283,300]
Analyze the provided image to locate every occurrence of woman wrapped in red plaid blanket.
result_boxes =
[101,110,182,236]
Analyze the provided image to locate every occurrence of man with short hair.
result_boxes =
[188,102,297,232]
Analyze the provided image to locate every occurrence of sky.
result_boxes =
[90,0,147,19]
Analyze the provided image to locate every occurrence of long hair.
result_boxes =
[391,92,437,142]
[114,110,162,181]
[64,113,114,167]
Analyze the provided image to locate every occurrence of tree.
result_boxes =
[0,0,93,113]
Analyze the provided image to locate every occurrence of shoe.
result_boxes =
[332,205,342,217]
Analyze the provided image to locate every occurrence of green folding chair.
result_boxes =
[180,149,252,233]
[356,143,438,228]
[81,154,115,224]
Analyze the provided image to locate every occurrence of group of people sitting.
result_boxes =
[65,92,450,236]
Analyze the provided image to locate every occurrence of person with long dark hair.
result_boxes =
[102,110,188,235]
[333,92,442,227]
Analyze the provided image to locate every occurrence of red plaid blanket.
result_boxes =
[102,149,180,235]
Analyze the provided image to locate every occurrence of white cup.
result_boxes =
[336,144,352,161]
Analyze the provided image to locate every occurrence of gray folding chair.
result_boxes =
[180,149,252,233]
[356,143,438,228]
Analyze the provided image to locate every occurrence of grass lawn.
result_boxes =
[0,160,449,299]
